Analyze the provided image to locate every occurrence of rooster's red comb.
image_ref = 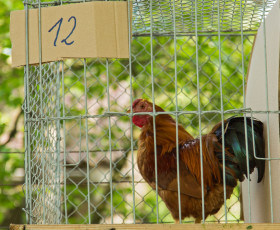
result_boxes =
[132,99,143,108]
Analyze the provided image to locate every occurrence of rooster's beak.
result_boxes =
[127,108,131,113]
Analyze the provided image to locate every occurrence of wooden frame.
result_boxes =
[10,224,280,230]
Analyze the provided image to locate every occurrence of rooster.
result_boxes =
[129,99,265,223]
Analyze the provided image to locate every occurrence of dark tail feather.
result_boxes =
[213,116,265,184]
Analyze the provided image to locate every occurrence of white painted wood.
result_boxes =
[243,0,280,223]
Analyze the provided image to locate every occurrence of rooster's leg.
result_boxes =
[195,218,202,224]
[174,219,180,224]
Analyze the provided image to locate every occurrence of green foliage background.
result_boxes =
[0,0,256,228]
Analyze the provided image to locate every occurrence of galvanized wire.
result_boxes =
[172,0,182,224]
[217,0,227,222]
[240,0,252,223]
[23,0,31,224]
[149,0,159,223]
[194,0,205,223]
[128,0,136,224]
[133,0,276,36]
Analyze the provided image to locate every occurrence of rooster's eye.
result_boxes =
[140,105,145,109]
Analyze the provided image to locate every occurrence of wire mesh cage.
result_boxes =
[22,0,278,225]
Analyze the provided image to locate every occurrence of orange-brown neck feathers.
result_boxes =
[131,99,193,152]
[153,116,194,153]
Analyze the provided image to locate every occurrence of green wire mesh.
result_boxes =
[26,0,275,35]
[23,0,277,225]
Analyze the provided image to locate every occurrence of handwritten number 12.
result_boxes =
[48,16,76,47]
[61,16,76,45]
